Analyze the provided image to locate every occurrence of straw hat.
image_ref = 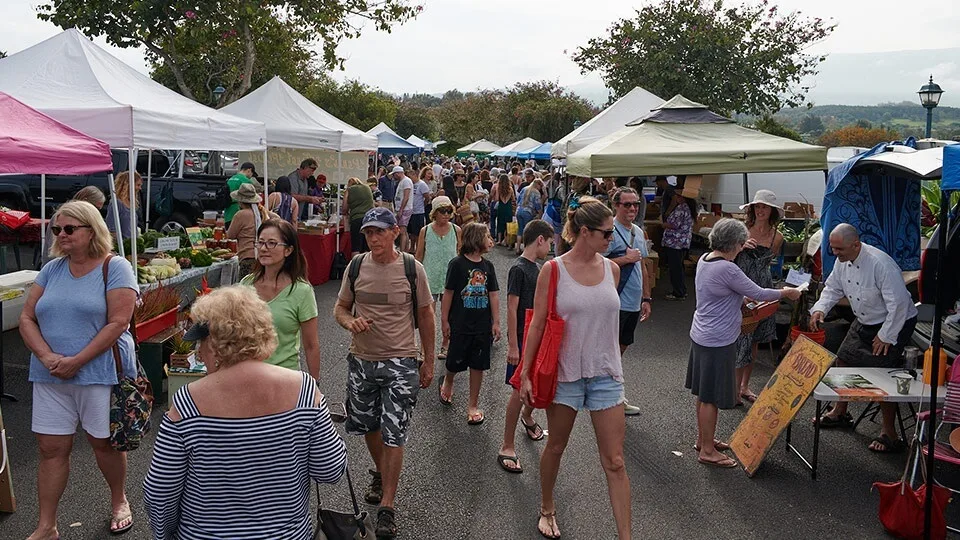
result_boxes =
[739,189,783,219]
[431,195,454,210]
[231,183,261,204]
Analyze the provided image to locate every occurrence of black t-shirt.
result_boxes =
[507,257,540,344]
[445,255,499,335]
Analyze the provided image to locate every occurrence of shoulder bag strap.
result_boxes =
[547,259,560,317]
[101,255,123,376]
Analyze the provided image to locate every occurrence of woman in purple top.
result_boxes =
[662,191,696,300]
[685,219,801,468]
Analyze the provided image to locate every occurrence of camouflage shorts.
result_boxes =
[345,354,420,447]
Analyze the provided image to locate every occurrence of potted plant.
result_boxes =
[168,330,195,370]
[133,285,181,343]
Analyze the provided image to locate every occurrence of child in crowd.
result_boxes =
[498,219,553,473]
[440,222,500,425]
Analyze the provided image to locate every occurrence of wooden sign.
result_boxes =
[731,335,836,476]
[0,405,15,513]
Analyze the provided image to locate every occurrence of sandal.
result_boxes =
[694,440,731,452]
[538,509,561,539]
[109,503,133,535]
[697,455,739,468]
[812,411,853,428]
[467,411,485,425]
[376,507,398,538]
[740,391,758,403]
[438,382,453,406]
[438,347,447,360]
[520,417,545,441]
[498,454,523,474]
[869,434,906,453]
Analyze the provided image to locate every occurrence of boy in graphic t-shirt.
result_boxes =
[440,222,500,425]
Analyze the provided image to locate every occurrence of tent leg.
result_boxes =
[129,148,138,265]
[742,172,749,204]
[40,174,46,262]
[178,151,185,179]
[336,152,342,248]
[263,149,269,201]
[108,174,124,258]
[145,149,153,230]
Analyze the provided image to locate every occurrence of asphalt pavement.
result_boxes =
[1,246,953,539]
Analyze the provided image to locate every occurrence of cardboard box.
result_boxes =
[696,213,722,230]
[783,202,815,219]
[680,175,702,199]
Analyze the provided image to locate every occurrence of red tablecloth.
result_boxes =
[299,230,351,286]
[0,218,46,244]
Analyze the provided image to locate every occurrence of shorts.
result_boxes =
[398,209,413,227]
[553,376,625,412]
[407,213,426,236]
[445,332,493,373]
[618,310,641,347]
[350,218,368,253]
[838,316,918,368]
[32,382,112,439]
[345,355,420,447]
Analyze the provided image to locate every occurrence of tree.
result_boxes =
[572,0,835,115]
[395,104,437,139]
[37,0,420,105]
[437,91,512,146]
[753,115,802,142]
[798,115,825,136]
[817,125,901,148]
[302,76,398,132]
[504,81,597,143]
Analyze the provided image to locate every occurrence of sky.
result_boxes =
[2,0,959,104]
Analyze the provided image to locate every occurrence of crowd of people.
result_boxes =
[20,150,924,539]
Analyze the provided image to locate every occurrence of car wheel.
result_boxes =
[156,212,191,235]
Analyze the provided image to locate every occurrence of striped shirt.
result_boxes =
[143,372,347,539]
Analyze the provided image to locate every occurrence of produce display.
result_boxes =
[134,285,181,324]
[132,229,236,284]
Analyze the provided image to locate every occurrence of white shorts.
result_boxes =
[32,383,112,439]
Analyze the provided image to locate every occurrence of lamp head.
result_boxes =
[918,75,944,109]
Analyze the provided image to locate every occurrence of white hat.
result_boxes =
[739,189,782,212]
[391,166,405,174]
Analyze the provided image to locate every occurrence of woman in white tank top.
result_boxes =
[519,196,632,540]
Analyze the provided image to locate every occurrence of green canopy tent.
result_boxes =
[566,95,826,202]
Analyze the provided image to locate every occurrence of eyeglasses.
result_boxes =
[51,225,91,236]
[255,240,289,250]
[617,202,640,208]
[588,227,615,240]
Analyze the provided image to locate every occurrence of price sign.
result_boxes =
[730,335,835,476]
[186,227,205,249]
[156,236,180,251]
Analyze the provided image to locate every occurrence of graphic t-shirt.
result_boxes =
[444,255,499,335]
[507,256,540,346]
[412,180,431,214]
[394,177,414,213]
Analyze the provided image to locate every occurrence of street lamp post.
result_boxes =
[212,85,226,106]
[573,119,581,130]
[918,75,944,138]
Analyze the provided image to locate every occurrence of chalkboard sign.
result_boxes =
[730,335,836,476]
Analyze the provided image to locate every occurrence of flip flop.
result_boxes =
[498,454,523,474]
[520,417,545,441]
[740,392,758,403]
[869,434,906,453]
[467,411,485,425]
[438,382,453,406]
[110,507,133,535]
[697,456,739,468]
[538,510,561,539]
[812,411,853,428]
[694,440,731,452]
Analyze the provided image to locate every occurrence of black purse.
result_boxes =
[331,251,349,280]
[314,466,374,540]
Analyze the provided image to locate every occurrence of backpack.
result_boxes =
[215,181,233,211]
[348,252,420,329]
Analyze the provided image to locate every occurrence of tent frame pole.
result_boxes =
[40,174,46,263]
[129,148,138,265]
[263,149,269,202]
[145,149,153,230]
[742,172,749,204]
[108,173,123,258]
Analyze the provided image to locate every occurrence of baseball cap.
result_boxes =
[391,166,405,174]
[239,161,257,174]
[360,207,397,230]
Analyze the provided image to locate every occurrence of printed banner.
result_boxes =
[239,149,369,185]
[730,335,836,476]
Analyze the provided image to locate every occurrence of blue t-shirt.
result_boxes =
[605,220,649,312]
[29,256,139,385]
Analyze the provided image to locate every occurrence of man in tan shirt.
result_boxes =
[334,207,435,540]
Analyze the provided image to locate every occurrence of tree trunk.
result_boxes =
[143,41,197,101]
[221,21,257,107]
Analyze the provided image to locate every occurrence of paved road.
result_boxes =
[0,247,949,539]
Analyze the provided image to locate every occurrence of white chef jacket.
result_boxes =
[811,243,918,345]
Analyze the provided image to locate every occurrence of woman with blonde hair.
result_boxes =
[42,187,107,267]
[106,171,142,240]
[22,200,139,538]
[144,286,347,539]
[519,196,631,539]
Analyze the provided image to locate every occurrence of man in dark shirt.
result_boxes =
[379,166,402,213]
[286,158,323,220]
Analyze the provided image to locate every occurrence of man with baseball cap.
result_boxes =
[223,161,261,226]
[334,207,435,539]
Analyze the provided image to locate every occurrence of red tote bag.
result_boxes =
[509,260,564,408]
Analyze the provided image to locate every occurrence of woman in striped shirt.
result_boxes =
[143,287,347,539]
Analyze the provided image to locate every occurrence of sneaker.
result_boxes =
[665,294,685,301]
[364,469,382,505]
[376,507,398,539]
[623,400,641,416]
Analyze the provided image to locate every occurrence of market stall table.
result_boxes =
[785,367,945,479]
[0,218,46,272]
[140,257,240,307]
[298,229,351,286]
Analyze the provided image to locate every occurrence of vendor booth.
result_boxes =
[457,139,501,156]
[517,141,553,160]
[490,137,541,158]
[221,76,378,285]
[552,86,664,158]
[406,134,434,153]
[370,130,420,156]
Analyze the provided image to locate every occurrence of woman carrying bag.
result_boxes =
[519,196,631,540]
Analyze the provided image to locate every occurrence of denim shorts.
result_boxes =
[553,375,625,411]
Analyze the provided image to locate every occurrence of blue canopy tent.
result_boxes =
[517,141,552,160]
[820,138,929,278]
[376,131,419,155]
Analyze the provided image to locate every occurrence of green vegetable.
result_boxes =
[200,228,214,239]
[190,250,215,267]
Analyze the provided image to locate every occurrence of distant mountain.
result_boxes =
[563,47,960,109]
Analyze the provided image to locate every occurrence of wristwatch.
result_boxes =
[642,297,653,303]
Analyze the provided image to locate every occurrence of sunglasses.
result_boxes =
[437,208,453,215]
[52,225,91,236]
[617,202,640,208]
[588,227,615,240]
[255,240,289,250]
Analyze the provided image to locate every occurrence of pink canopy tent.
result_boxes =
[0,91,113,252]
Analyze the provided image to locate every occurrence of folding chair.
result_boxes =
[908,364,960,534]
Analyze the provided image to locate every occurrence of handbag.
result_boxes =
[331,251,349,280]
[314,466,375,540]
[455,203,475,226]
[606,225,637,294]
[872,438,951,539]
[509,260,564,408]
[102,256,154,452]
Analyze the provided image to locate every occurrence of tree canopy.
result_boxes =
[301,76,398,133]
[572,0,835,115]
[817,125,901,148]
[37,0,419,105]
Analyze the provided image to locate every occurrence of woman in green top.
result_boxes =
[240,219,320,378]
[343,177,375,256]
[415,195,461,359]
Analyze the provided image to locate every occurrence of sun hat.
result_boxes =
[391,166,405,175]
[739,189,783,218]
[360,207,398,230]
[231,182,261,204]
[431,195,454,210]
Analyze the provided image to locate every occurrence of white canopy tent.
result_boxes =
[406,135,433,152]
[366,122,399,136]
[490,137,541,157]
[0,28,267,269]
[457,139,501,154]
[552,87,664,158]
